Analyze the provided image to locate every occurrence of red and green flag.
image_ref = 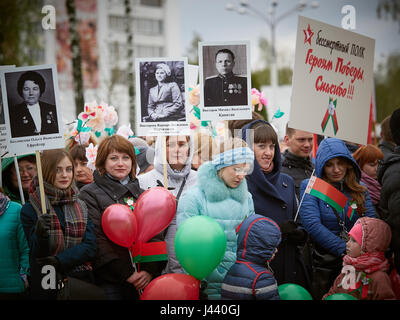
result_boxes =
[346,199,359,220]
[130,241,167,263]
[321,97,339,135]
[305,176,348,212]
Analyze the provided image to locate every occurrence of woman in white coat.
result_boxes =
[137,135,197,274]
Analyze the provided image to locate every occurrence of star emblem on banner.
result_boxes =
[303,24,314,45]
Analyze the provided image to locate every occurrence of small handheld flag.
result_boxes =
[305,176,348,212]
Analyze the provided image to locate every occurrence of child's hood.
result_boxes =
[355,217,391,253]
[236,214,281,265]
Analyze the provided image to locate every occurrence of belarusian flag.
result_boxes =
[305,176,348,212]
[346,199,359,220]
[130,241,168,263]
[321,97,339,135]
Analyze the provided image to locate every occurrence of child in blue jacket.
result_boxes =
[221,214,281,300]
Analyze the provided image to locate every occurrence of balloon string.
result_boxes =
[128,249,137,272]
[128,249,143,296]
[137,263,143,296]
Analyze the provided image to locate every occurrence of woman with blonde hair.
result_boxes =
[177,137,255,299]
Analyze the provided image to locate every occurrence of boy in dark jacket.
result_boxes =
[221,214,281,300]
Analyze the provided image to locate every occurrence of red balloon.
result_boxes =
[140,274,200,300]
[101,204,137,248]
[134,187,176,242]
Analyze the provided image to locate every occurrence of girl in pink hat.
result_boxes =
[323,217,395,300]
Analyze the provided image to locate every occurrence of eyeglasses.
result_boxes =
[18,166,36,174]
[233,167,250,175]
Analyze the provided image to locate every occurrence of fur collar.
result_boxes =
[197,162,248,203]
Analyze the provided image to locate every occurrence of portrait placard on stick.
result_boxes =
[1,64,65,156]
[289,16,375,145]
[199,41,252,122]
[135,57,189,137]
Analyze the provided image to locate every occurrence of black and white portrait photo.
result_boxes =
[3,68,59,138]
[1,64,65,156]
[135,58,189,136]
[139,60,186,122]
[199,41,252,122]
[201,43,250,107]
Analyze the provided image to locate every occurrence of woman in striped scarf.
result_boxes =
[20,149,97,300]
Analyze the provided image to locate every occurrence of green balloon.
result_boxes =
[324,293,358,300]
[175,216,226,280]
[278,283,313,300]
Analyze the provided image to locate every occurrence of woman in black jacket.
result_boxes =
[79,135,165,300]
[240,120,311,292]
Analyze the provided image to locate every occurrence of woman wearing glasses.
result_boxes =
[20,149,97,299]
[176,137,255,299]
[1,154,37,204]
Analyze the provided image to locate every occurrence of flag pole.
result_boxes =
[294,169,315,222]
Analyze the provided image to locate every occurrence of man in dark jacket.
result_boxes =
[378,107,400,273]
[281,124,314,199]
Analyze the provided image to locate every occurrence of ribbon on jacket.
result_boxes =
[321,97,338,135]
[349,272,371,299]
[346,199,359,221]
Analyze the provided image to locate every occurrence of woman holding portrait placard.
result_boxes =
[20,149,97,300]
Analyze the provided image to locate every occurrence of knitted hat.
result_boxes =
[348,222,363,246]
[389,107,400,145]
[212,147,254,171]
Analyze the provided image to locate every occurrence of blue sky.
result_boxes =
[179,0,400,71]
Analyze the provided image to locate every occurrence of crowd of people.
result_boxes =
[1,107,400,300]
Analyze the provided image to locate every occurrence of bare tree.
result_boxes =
[0,0,43,66]
[66,0,84,117]
[124,0,135,131]
[377,0,400,32]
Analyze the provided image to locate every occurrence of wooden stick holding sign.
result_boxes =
[162,136,168,190]
[35,151,47,214]
[13,156,25,205]
[224,120,230,142]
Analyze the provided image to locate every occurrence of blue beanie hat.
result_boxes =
[212,147,254,171]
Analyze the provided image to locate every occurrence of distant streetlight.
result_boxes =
[226,0,319,109]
